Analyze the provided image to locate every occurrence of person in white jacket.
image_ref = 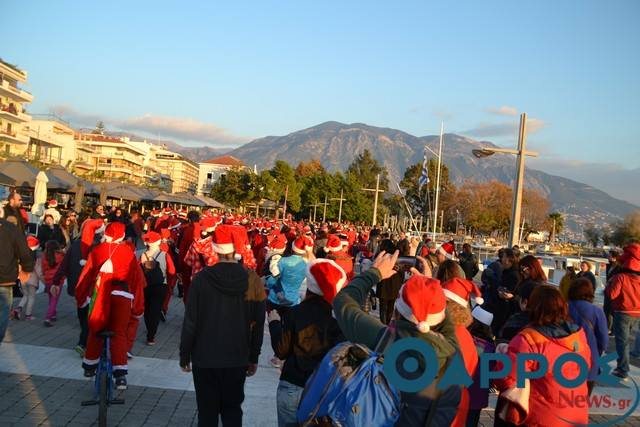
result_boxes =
[13,236,42,320]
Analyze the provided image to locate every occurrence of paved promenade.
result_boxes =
[1,289,639,426]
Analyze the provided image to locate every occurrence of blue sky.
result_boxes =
[2,0,639,202]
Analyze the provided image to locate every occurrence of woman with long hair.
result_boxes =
[41,240,65,327]
[58,213,73,249]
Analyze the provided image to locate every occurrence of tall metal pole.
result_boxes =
[372,174,380,226]
[338,188,344,223]
[282,185,289,221]
[432,122,444,240]
[322,194,328,223]
[508,113,527,248]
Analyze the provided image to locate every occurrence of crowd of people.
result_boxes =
[1,188,640,427]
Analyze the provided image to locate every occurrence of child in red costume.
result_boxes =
[75,222,145,390]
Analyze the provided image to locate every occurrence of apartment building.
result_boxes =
[197,155,248,196]
[23,116,77,166]
[0,59,33,156]
[149,146,199,193]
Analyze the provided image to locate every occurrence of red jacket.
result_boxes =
[330,251,354,280]
[494,325,591,427]
[178,223,196,269]
[75,241,146,317]
[606,272,640,316]
[451,325,479,427]
[41,252,65,287]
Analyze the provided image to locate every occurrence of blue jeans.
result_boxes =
[0,286,13,344]
[632,328,640,357]
[276,380,304,427]
[612,311,640,375]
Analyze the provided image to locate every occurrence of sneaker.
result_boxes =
[25,315,35,321]
[84,368,96,378]
[270,357,282,368]
[127,352,133,360]
[11,307,22,320]
[160,311,166,322]
[115,377,127,390]
[612,369,629,381]
[74,345,85,357]
[51,316,57,322]
[43,320,53,327]
[146,340,156,346]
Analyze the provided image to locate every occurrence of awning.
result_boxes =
[0,159,68,190]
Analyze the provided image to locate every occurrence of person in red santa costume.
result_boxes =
[182,216,221,303]
[441,277,483,427]
[324,234,354,280]
[75,222,145,390]
[177,210,201,299]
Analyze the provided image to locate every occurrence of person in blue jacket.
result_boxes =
[568,277,608,396]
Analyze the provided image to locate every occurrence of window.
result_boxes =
[207,173,212,179]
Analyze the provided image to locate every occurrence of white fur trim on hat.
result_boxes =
[293,245,306,255]
[437,246,453,260]
[212,242,235,254]
[475,297,485,305]
[443,288,469,307]
[395,290,446,333]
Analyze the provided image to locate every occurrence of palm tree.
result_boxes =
[548,212,564,241]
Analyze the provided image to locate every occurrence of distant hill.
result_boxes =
[227,121,637,231]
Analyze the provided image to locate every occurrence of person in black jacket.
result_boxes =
[3,191,26,234]
[268,258,346,427]
[458,243,480,280]
[0,210,34,344]
[485,248,520,335]
[37,214,66,249]
[179,225,265,427]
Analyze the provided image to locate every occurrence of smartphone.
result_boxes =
[396,256,424,273]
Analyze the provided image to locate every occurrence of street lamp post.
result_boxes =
[472,113,539,248]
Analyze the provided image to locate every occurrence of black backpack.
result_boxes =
[141,252,165,287]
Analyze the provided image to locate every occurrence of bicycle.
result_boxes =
[81,330,125,427]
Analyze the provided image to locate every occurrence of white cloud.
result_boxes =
[48,105,248,146]
[486,105,519,116]
[462,117,545,138]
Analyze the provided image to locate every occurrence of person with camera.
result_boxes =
[333,250,461,426]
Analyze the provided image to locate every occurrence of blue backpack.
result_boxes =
[296,341,401,427]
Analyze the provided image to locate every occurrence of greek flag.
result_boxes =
[418,152,429,189]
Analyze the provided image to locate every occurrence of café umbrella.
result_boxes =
[31,170,48,217]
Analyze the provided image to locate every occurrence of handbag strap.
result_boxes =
[374,321,397,353]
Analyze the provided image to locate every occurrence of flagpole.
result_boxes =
[432,122,444,241]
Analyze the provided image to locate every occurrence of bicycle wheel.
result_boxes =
[98,369,109,427]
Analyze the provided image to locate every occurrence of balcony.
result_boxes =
[0,104,31,123]
[0,79,33,103]
[0,129,29,144]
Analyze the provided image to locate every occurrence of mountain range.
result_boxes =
[103,122,638,234]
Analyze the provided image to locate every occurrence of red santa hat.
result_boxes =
[394,276,447,333]
[338,233,349,247]
[27,236,40,251]
[199,217,218,235]
[143,231,161,244]
[269,233,287,254]
[621,243,640,272]
[324,235,343,253]
[442,277,484,307]
[437,242,456,260]
[48,199,58,208]
[103,222,126,244]
[303,225,312,236]
[80,219,106,265]
[305,259,347,304]
[151,209,161,217]
[160,228,171,240]
[212,224,235,254]
[293,235,314,255]
[178,209,188,219]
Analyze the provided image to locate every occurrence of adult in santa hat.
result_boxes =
[441,277,481,427]
[325,235,354,280]
[332,250,461,425]
[230,225,257,270]
[177,210,201,300]
[292,235,314,259]
[267,258,346,426]
[436,241,456,264]
[263,233,287,278]
[180,222,265,427]
[265,232,307,311]
[183,216,220,303]
[79,219,106,266]
[138,231,175,345]
[75,221,145,390]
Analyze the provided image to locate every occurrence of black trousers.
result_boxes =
[144,283,167,341]
[77,306,89,347]
[192,366,246,427]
